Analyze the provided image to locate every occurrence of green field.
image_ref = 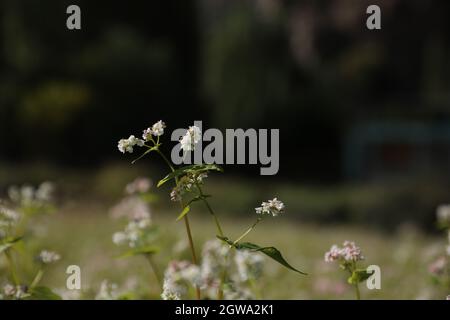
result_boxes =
[24,202,447,300]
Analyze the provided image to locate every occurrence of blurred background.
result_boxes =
[1,0,450,299]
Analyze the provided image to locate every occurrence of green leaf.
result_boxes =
[255,247,307,275]
[27,286,62,300]
[118,246,159,258]
[217,236,307,275]
[175,195,209,221]
[176,205,190,221]
[348,269,374,284]
[0,237,22,254]
[157,164,223,187]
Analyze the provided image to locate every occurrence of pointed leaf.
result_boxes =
[348,269,374,284]
[175,195,207,221]
[176,205,190,221]
[256,246,307,275]
[216,236,307,275]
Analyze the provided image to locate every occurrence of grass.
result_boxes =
[25,202,448,300]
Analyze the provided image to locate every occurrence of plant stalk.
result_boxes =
[4,250,19,285]
[30,269,44,289]
[145,254,162,290]
[155,147,200,299]
[233,218,261,245]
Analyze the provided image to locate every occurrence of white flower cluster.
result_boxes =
[143,120,166,140]
[112,215,153,248]
[161,239,265,300]
[38,250,61,264]
[1,182,55,239]
[118,135,145,154]
[324,241,364,263]
[114,186,151,215]
[200,239,230,293]
[118,120,167,154]
[8,182,54,206]
[255,198,285,217]
[0,206,20,233]
[161,260,201,300]
[125,177,152,195]
[235,250,264,282]
[170,172,208,202]
[2,284,27,300]
[110,190,152,221]
[180,126,202,152]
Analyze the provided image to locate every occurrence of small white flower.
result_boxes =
[170,188,182,202]
[341,240,364,262]
[0,206,20,224]
[21,185,35,204]
[118,135,144,154]
[180,264,202,287]
[180,126,202,152]
[255,197,285,217]
[125,177,152,195]
[161,278,182,300]
[324,241,364,263]
[152,120,166,138]
[109,196,151,221]
[35,182,54,202]
[7,186,21,203]
[3,284,27,299]
[38,250,61,264]
[161,260,198,300]
[324,245,342,262]
[112,232,128,245]
[142,120,166,140]
[234,250,264,282]
[137,217,152,229]
[437,205,450,225]
[3,284,16,297]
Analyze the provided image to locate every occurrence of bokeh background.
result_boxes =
[1,0,450,299]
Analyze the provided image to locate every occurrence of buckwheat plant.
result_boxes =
[110,177,161,288]
[0,182,61,300]
[118,121,305,299]
[161,239,264,300]
[324,241,369,300]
